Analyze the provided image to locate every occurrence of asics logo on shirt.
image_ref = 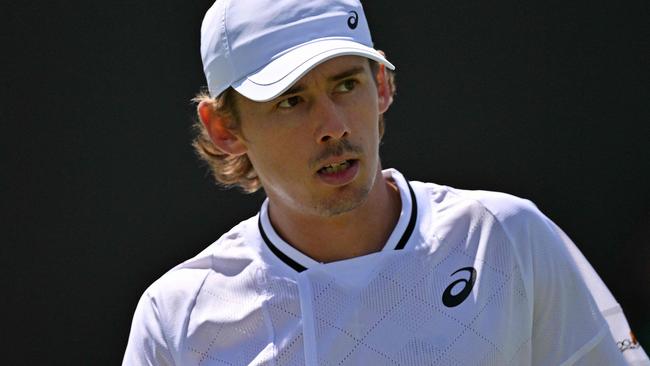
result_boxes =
[442,267,477,307]
[347,11,358,29]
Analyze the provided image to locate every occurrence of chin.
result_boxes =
[312,179,373,217]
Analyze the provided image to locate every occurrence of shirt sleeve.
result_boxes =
[122,291,175,366]
[549,222,650,366]
[518,203,649,365]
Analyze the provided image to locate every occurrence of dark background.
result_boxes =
[3,0,648,364]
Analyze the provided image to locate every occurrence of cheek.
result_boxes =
[245,130,310,181]
[349,97,380,138]
[350,86,380,119]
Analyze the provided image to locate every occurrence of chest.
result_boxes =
[179,246,532,366]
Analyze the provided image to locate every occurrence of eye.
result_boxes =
[335,79,358,93]
[277,95,301,109]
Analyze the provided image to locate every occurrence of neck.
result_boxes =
[267,168,402,263]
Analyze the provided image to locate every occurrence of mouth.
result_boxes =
[318,159,355,174]
[316,159,360,186]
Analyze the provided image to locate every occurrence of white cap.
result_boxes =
[200,0,395,101]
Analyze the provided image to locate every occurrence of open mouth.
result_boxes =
[316,159,360,185]
[318,159,357,174]
[318,159,356,174]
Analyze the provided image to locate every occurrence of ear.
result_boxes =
[197,100,247,156]
[374,57,393,114]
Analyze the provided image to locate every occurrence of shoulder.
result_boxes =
[411,180,546,229]
[124,215,266,360]
[409,180,560,273]
[139,215,261,320]
[453,187,547,230]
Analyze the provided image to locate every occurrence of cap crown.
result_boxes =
[201,0,373,97]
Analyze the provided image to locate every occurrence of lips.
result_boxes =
[318,160,352,174]
[316,159,360,186]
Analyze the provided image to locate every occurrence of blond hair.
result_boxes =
[192,60,396,193]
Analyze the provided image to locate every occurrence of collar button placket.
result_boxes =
[296,273,318,366]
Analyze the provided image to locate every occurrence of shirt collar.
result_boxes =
[258,169,418,272]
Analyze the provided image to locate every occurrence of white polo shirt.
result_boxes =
[123,169,649,365]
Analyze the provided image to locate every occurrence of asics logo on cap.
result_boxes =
[347,11,359,29]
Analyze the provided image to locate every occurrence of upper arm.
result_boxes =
[122,292,175,366]
[511,203,644,365]
[472,191,646,364]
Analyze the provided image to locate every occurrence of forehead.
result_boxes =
[276,55,371,96]
[284,56,370,87]
[234,56,372,107]
[297,55,371,80]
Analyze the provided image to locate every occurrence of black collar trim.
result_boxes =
[258,218,308,273]
[395,180,417,250]
[258,179,418,273]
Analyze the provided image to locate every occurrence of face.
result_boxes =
[233,56,390,218]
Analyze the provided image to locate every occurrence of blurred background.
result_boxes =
[2,0,648,364]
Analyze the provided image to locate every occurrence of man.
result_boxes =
[123,0,649,365]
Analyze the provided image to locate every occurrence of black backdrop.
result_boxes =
[3,1,648,364]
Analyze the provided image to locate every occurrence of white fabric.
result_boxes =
[122,169,649,365]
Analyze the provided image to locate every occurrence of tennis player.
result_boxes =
[122,0,649,364]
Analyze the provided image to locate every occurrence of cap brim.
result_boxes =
[232,39,395,102]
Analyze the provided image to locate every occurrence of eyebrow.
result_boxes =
[329,66,366,82]
[276,66,366,98]
[278,85,306,98]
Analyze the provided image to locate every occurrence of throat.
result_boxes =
[268,173,402,263]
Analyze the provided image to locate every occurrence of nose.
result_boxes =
[313,96,349,143]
